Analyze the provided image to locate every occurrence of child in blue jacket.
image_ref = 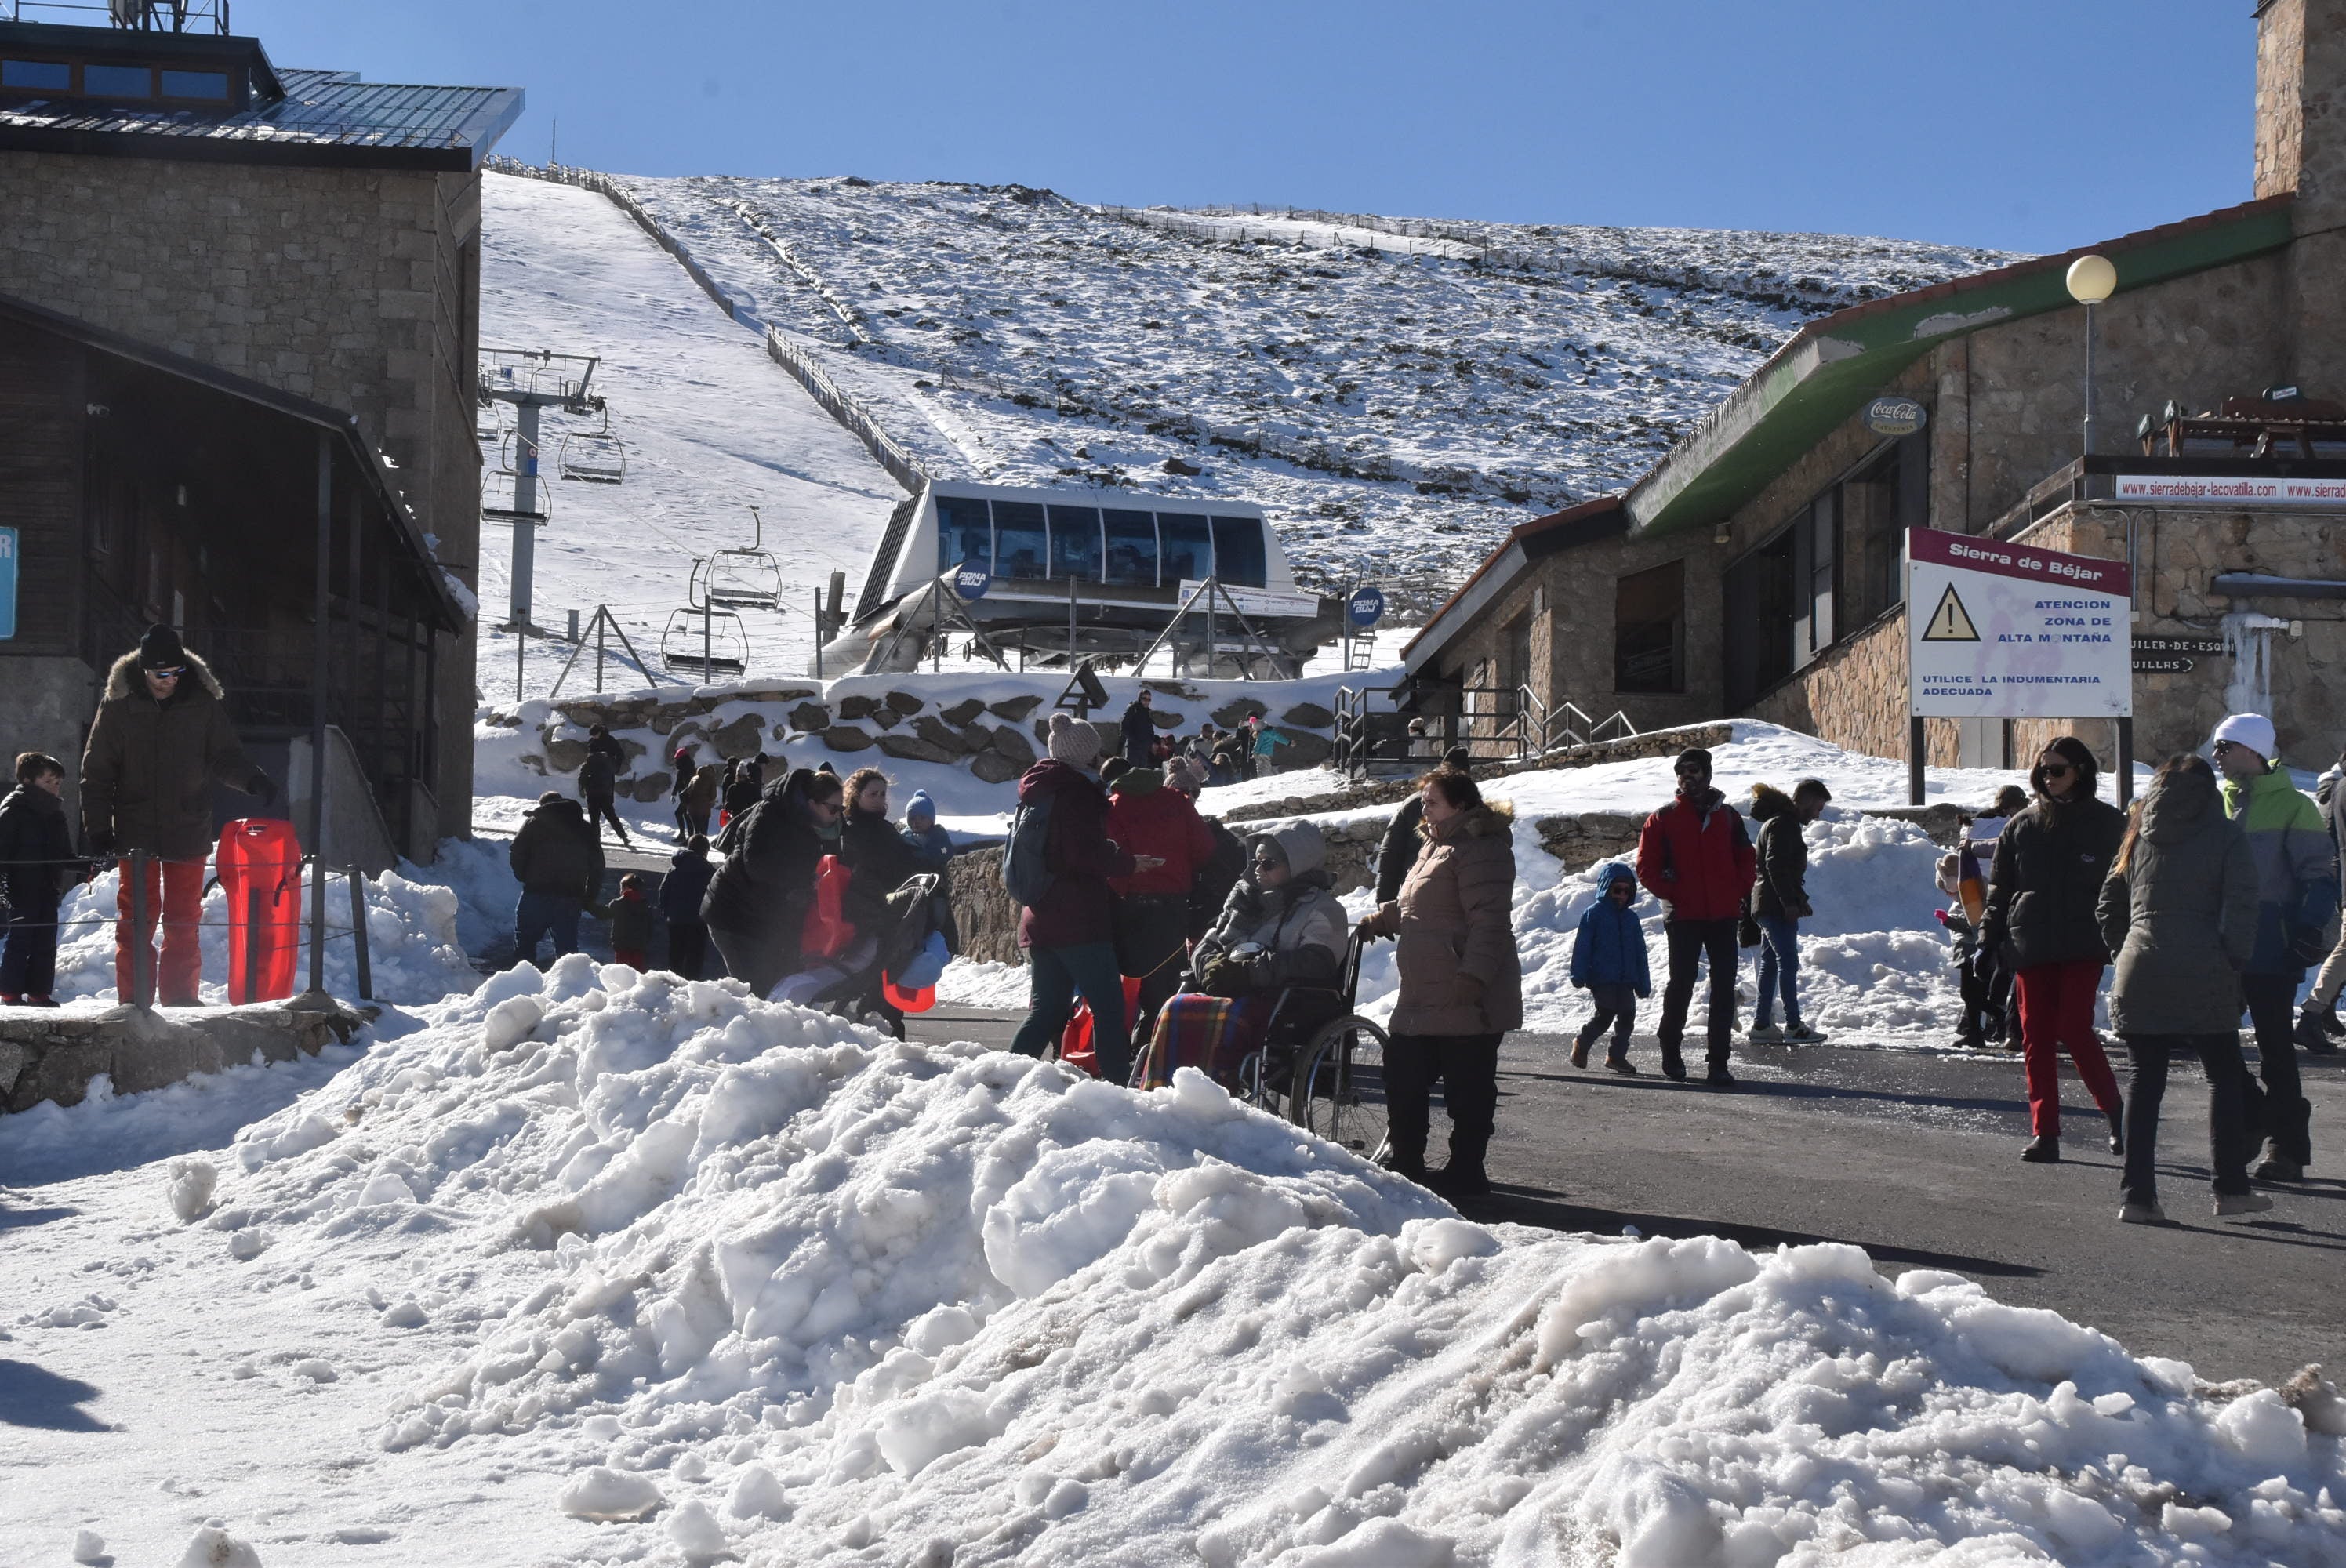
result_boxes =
[1570,861,1652,1072]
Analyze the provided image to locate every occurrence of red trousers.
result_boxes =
[2014,958,2122,1138]
[117,857,205,1006]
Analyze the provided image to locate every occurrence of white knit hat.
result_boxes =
[2212,712,2277,763]
[1046,712,1102,768]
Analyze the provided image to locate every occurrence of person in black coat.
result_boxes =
[703,768,837,996]
[0,752,87,1004]
[839,768,926,1032]
[578,724,631,847]
[1120,690,1158,767]
[659,833,716,980]
[1983,735,2129,1163]
[509,793,605,966]
[722,753,768,827]
[1376,746,1471,905]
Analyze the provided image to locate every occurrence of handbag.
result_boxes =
[1738,911,1763,948]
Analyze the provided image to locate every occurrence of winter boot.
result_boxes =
[1605,1054,1637,1075]
[2020,1136,2061,1163]
[2298,1001,2341,1055]
[1658,1042,1687,1082]
[1705,1063,1738,1089]
[1426,1163,1491,1200]
[1570,1030,1596,1070]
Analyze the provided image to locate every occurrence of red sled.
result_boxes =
[217,818,303,1004]
[1059,976,1144,1076]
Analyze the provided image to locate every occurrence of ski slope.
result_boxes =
[474,173,906,705]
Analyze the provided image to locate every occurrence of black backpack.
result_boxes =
[1001,795,1056,908]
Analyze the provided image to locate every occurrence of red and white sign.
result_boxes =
[1907,528,2132,719]
[2113,473,2346,507]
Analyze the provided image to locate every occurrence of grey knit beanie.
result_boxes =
[1046,712,1102,768]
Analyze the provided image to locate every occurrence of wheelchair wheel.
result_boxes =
[1289,1014,1390,1163]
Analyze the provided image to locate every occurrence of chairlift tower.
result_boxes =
[477,346,601,632]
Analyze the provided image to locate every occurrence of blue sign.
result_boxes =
[0,527,16,641]
[953,560,992,601]
[1346,585,1385,629]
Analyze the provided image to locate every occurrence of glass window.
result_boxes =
[83,64,152,98]
[1209,517,1268,586]
[1614,561,1685,694]
[2,60,72,90]
[992,500,1047,580]
[1157,513,1211,584]
[935,494,992,575]
[1102,508,1157,586]
[1047,505,1102,581]
[159,70,229,100]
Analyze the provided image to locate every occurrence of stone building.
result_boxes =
[0,12,519,849]
[1406,0,2346,778]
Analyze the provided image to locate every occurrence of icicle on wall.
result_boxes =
[2221,611,2291,717]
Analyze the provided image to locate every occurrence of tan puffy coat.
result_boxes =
[1374,803,1522,1036]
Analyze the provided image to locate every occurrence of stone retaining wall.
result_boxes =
[0,999,372,1114]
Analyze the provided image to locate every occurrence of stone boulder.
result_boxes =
[837,694,881,720]
[971,749,1026,785]
[1280,702,1335,729]
[870,707,902,731]
[822,726,876,752]
[710,713,767,759]
[884,690,925,714]
[1280,731,1335,768]
[940,698,987,727]
[915,716,975,753]
[1211,698,1269,727]
[1152,710,1182,729]
[877,733,953,765]
[630,773,670,804]
[989,695,1043,721]
[543,736,588,775]
[990,726,1036,767]
[790,702,831,732]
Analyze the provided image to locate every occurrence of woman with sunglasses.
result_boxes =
[1981,735,2128,1163]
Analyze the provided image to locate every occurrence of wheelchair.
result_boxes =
[1135,928,1391,1164]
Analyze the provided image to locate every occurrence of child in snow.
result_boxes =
[608,872,655,970]
[900,789,953,870]
[1569,862,1651,1072]
[1247,717,1292,779]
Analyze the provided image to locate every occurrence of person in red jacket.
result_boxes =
[1635,746,1757,1087]
[1103,757,1218,1039]
[1009,715,1162,1083]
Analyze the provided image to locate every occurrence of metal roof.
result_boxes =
[0,54,521,170]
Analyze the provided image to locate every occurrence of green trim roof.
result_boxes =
[1624,194,2297,539]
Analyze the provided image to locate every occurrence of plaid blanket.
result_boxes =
[1137,993,1273,1091]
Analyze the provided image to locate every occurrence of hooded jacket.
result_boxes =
[2096,767,2258,1035]
[1635,786,1756,924]
[1196,820,1349,991]
[1746,786,1811,920]
[702,769,826,953]
[1984,750,2126,971]
[1571,862,1651,995]
[508,797,604,902]
[1375,802,1523,1036]
[80,648,269,860]
[607,887,655,952]
[1015,757,1134,949]
[843,801,925,931]
[1107,770,1216,898]
[2221,762,2340,976]
[0,784,80,911]
[659,847,714,927]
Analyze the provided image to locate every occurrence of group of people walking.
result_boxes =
[1117,690,1293,783]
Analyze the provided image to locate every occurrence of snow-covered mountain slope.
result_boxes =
[474,173,906,702]
[610,173,2014,605]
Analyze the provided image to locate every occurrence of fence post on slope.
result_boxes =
[347,867,372,1003]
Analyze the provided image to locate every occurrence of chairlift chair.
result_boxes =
[660,604,749,677]
[557,405,628,485]
[693,506,785,611]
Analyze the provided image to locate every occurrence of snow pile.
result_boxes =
[47,859,478,1008]
[155,962,2345,1563]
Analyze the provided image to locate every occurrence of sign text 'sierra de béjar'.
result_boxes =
[1907,528,2131,719]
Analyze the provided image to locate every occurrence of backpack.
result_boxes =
[1002,794,1056,908]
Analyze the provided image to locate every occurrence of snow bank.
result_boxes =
[167,962,2343,1563]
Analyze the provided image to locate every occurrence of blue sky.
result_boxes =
[239,0,2254,256]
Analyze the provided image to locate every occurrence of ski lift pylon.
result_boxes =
[557,405,628,485]
[693,506,784,611]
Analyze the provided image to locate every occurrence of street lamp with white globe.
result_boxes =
[2066,253,2117,456]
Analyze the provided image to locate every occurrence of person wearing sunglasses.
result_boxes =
[1981,735,2126,1163]
[79,622,276,1006]
[2212,712,2335,1183]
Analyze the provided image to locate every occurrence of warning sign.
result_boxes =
[1920,584,1980,642]
[1907,528,2131,719]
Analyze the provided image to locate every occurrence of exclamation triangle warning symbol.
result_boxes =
[1921,584,1981,642]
